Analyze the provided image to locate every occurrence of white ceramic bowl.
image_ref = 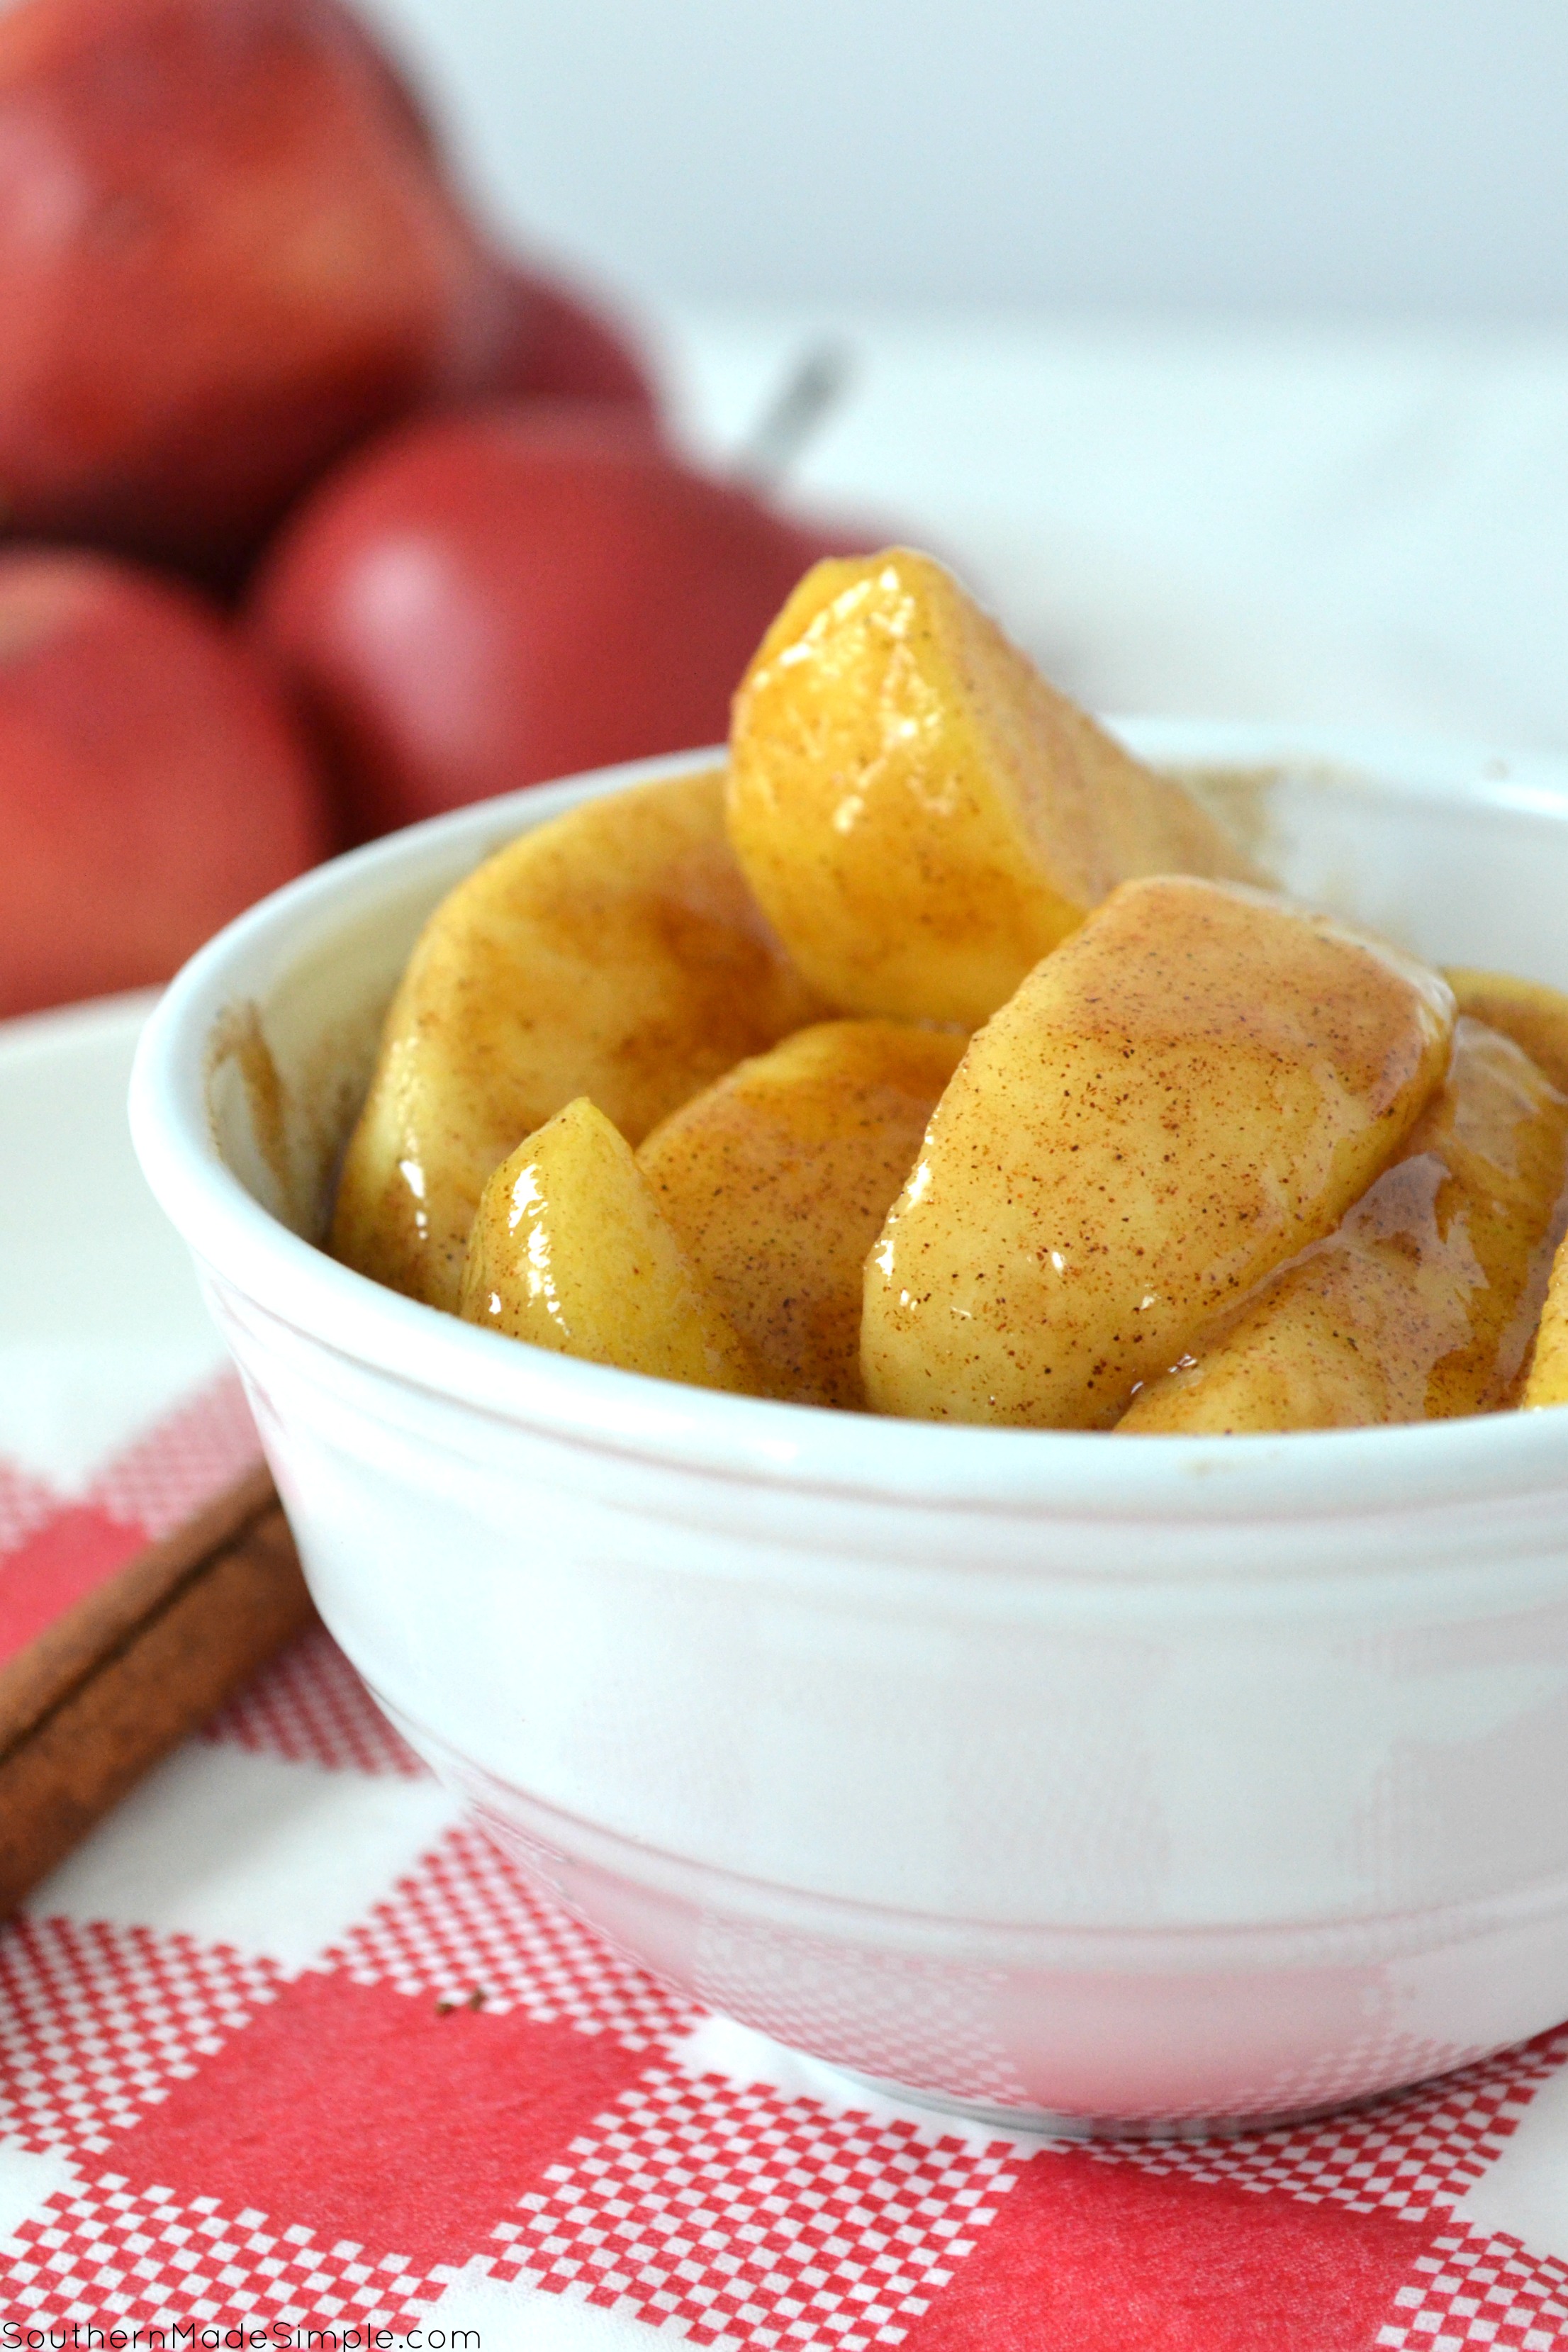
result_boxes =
[130,726,1568,2134]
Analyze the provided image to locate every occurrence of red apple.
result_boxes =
[250,404,871,841]
[477,259,660,423]
[0,0,508,586]
[0,547,332,1017]
[318,0,439,162]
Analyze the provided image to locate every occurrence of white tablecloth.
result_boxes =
[670,309,1568,758]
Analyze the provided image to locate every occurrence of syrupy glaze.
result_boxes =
[1446,967,1568,1097]
[1119,1018,1568,1431]
[208,985,393,1245]
[206,1000,289,1209]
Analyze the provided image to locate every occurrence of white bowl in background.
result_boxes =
[129,727,1568,2134]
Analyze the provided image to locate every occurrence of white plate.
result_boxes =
[0,991,229,1499]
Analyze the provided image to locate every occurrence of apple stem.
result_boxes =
[732,341,854,491]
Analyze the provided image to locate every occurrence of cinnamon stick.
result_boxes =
[0,1466,315,1916]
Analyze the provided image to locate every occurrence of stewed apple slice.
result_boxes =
[1443,970,1568,1414]
[861,875,1455,1429]
[1119,1017,1568,1432]
[1445,968,1568,1095]
[331,768,827,1309]
[727,547,1257,1026]
[459,1097,758,1391]
[1524,1236,1568,1409]
[639,1020,966,1409]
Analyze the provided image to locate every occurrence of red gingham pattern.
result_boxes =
[1376,2227,1568,2349]
[0,1459,60,1564]
[1093,2026,1568,2224]
[11,1392,1568,2346]
[330,1818,699,2051]
[86,1371,259,1543]
[0,2178,438,2337]
[0,1919,282,2161]
[0,1370,261,1667]
[487,2065,1018,2347]
[201,1620,425,1779]
[6,1852,1568,2345]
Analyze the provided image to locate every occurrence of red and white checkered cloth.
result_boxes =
[6,1372,1568,2350]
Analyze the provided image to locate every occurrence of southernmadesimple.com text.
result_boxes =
[1,2328,480,2350]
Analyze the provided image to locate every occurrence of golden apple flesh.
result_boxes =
[861,875,1456,1429]
[727,549,1256,1027]
[639,1019,966,1408]
[331,768,825,1309]
[457,1096,758,1391]
[1119,1017,1568,1431]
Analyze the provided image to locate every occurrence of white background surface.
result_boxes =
[0,996,228,1494]
[321,1,1568,761]
[670,310,1568,758]
[362,0,1568,319]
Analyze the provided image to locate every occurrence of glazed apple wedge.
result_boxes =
[1443,969,1568,1416]
[1120,1017,1568,1432]
[861,875,1456,1430]
[727,548,1257,1027]
[458,1097,760,1391]
[1525,1237,1568,1408]
[331,768,826,1309]
[638,1020,966,1409]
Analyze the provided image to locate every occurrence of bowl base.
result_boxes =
[827,2063,1394,2143]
